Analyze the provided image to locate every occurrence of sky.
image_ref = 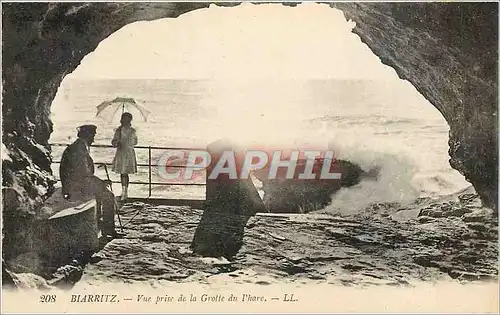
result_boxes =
[69,3,400,81]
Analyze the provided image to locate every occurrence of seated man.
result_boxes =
[59,124,118,238]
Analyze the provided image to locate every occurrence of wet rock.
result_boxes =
[462,208,495,222]
[418,207,443,218]
[444,206,472,217]
[279,260,309,275]
[458,193,479,204]
[307,273,326,280]
[49,264,84,288]
[325,227,349,238]
[6,252,44,275]
[306,252,352,262]
[64,195,497,287]
[269,232,286,241]
[10,272,53,290]
[418,201,479,220]
[342,264,364,272]
[2,262,18,289]
[390,208,421,222]
[417,216,435,224]
[284,255,305,264]
[467,223,490,233]
[413,254,443,268]
[448,270,496,281]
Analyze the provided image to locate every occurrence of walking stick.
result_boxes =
[100,163,124,233]
[100,163,113,193]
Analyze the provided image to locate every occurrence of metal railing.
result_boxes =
[50,143,206,198]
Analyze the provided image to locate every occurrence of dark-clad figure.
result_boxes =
[59,124,118,238]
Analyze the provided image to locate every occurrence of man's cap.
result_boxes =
[77,124,97,134]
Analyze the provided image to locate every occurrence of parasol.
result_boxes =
[96,97,150,122]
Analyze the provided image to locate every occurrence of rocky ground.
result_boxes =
[61,190,496,289]
[5,190,497,291]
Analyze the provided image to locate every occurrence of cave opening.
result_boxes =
[2,2,497,291]
[48,2,470,211]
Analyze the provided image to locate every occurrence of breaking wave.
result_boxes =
[321,139,472,214]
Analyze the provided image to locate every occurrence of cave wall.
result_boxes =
[2,2,498,228]
[332,2,498,209]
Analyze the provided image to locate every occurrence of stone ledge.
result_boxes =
[37,187,95,220]
[5,188,100,274]
[34,189,99,268]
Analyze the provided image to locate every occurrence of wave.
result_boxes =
[319,139,469,214]
[326,154,419,214]
[309,114,425,126]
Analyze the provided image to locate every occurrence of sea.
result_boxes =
[49,78,472,210]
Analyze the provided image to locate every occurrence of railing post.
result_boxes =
[148,146,152,198]
[51,143,205,200]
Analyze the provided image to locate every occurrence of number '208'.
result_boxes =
[39,295,56,303]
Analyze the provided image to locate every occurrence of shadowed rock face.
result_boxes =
[1,2,497,224]
[331,2,498,211]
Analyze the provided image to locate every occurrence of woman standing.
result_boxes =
[112,112,138,201]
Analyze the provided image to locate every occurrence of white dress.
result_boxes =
[112,126,138,174]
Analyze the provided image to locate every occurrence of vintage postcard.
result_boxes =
[1,1,498,313]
